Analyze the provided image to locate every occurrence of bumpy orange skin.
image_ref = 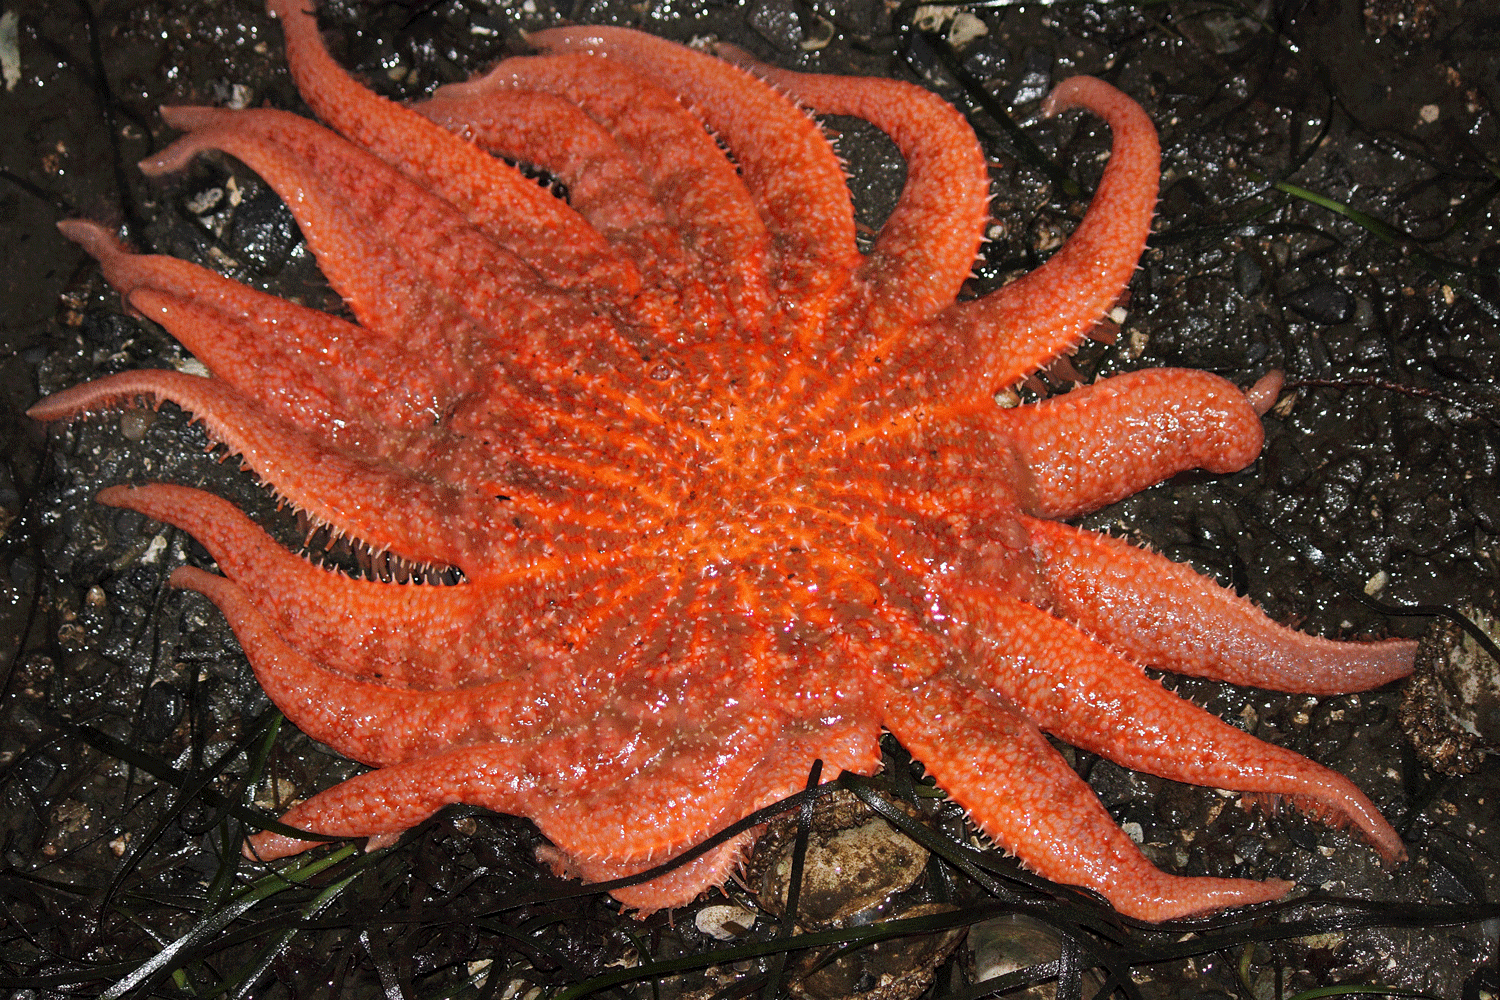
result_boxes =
[30,1,1417,921]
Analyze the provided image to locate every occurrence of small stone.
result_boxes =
[138,682,185,743]
[747,0,804,51]
[693,903,757,940]
[759,809,928,924]
[1011,48,1052,106]
[1400,605,1500,774]
[961,36,1010,81]
[1233,252,1264,297]
[120,408,154,442]
[1285,282,1353,325]
[947,12,988,48]
[971,913,1105,997]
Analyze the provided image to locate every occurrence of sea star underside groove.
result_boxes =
[31,0,1418,921]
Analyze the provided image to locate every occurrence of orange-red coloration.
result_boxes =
[29,1,1418,922]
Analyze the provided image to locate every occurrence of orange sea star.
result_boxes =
[30,0,1415,921]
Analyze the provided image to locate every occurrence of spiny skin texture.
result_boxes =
[29,0,1420,922]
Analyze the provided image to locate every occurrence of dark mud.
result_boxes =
[2,1,1498,997]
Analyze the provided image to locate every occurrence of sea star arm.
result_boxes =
[263,0,634,295]
[439,53,775,337]
[961,594,1407,864]
[999,368,1268,519]
[143,107,638,370]
[170,565,542,766]
[243,705,784,874]
[417,85,666,238]
[715,47,992,327]
[541,835,759,914]
[938,76,1159,396]
[1023,516,1418,693]
[883,672,1292,922]
[528,26,862,323]
[28,373,498,569]
[242,742,558,860]
[97,484,546,688]
[52,222,656,518]
[412,84,691,319]
[52,220,461,443]
[546,715,884,912]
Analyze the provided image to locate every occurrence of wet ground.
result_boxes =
[2,0,1499,997]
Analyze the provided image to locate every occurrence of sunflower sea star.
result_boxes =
[30,0,1417,922]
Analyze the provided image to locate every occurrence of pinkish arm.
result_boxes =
[171,565,533,767]
[263,0,627,292]
[959,593,1407,866]
[1023,516,1416,693]
[245,743,552,860]
[53,220,461,442]
[28,371,494,569]
[884,671,1292,921]
[143,107,575,356]
[716,45,991,327]
[940,76,1160,396]
[444,52,774,336]
[1000,368,1267,519]
[97,484,535,690]
[528,25,860,320]
[414,85,678,275]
